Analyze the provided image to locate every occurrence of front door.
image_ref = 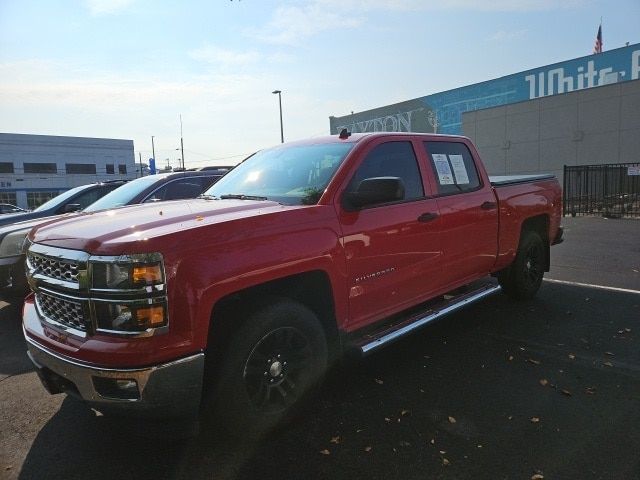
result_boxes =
[337,140,442,331]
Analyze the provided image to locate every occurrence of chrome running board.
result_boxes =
[356,281,501,355]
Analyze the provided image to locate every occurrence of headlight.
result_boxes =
[94,300,168,332]
[0,229,30,258]
[91,256,165,290]
[88,252,168,333]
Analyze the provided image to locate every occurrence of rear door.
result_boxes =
[422,140,498,288]
[337,138,442,331]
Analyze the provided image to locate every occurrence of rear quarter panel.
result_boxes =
[493,179,562,271]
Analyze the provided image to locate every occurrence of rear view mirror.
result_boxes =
[343,177,405,210]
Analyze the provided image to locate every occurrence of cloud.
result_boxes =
[84,0,134,16]
[245,0,582,45]
[244,3,363,45]
[316,0,584,12]
[189,45,260,67]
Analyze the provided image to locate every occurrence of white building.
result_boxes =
[0,133,136,209]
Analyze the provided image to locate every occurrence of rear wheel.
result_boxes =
[498,231,546,300]
[205,299,327,437]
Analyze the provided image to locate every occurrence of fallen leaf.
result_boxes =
[585,387,596,395]
[330,436,341,444]
[618,330,625,334]
[585,297,590,301]
[401,409,410,416]
[364,446,372,452]
[580,338,589,344]
[604,361,614,367]
[605,351,615,356]
[561,389,572,396]
[519,347,526,351]
[508,356,514,361]
[430,439,435,445]
[374,378,384,385]
[356,429,364,433]
[477,444,483,448]
[625,328,632,333]
[568,354,576,360]
[439,450,447,454]
[442,458,450,466]
[158,210,163,216]
[420,389,425,393]
[508,415,513,420]
[531,417,540,423]
[384,417,391,423]
[320,449,330,456]
[539,379,549,387]
[527,358,541,365]
[448,416,457,424]
[424,355,431,359]
[531,474,544,480]
[399,441,411,447]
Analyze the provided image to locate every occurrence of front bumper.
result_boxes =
[26,335,204,419]
[0,254,28,297]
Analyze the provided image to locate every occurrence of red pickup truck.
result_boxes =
[23,132,563,435]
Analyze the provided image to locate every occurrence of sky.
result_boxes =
[0,0,638,168]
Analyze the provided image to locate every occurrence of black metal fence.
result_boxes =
[563,163,640,218]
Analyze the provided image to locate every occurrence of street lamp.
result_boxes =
[272,90,284,143]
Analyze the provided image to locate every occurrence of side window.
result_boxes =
[70,188,103,210]
[346,141,424,202]
[424,142,481,195]
[144,179,204,202]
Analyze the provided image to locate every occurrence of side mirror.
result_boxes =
[62,203,82,213]
[343,177,405,210]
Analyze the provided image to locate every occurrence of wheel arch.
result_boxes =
[205,270,341,369]
[519,214,550,271]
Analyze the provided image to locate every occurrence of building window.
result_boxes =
[106,164,115,174]
[27,191,60,209]
[24,163,57,174]
[0,162,14,174]
[0,192,17,205]
[118,165,127,174]
[66,163,97,174]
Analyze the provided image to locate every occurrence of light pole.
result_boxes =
[272,90,284,143]
[151,135,156,162]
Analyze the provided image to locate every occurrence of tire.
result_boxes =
[498,231,546,301]
[205,298,328,438]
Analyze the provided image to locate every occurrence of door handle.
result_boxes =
[418,212,439,223]
[480,201,497,210]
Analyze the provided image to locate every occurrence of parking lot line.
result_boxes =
[544,277,640,295]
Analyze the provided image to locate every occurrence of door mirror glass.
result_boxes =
[343,177,405,210]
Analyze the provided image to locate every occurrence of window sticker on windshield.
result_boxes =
[449,154,470,184]
[432,154,455,185]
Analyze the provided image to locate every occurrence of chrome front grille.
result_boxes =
[36,291,87,332]
[27,252,81,284]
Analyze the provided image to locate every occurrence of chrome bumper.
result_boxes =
[26,336,204,418]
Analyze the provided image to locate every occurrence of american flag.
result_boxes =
[593,24,603,54]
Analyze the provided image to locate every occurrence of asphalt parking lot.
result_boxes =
[1,216,639,480]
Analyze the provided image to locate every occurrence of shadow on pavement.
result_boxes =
[0,299,32,379]
[16,283,640,480]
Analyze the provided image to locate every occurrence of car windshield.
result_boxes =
[84,175,168,212]
[33,185,91,212]
[204,143,354,206]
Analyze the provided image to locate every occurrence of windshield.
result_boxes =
[33,185,91,212]
[84,175,168,212]
[204,143,354,205]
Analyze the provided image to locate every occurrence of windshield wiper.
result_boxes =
[219,194,268,201]
[198,194,220,200]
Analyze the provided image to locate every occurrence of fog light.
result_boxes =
[93,377,140,400]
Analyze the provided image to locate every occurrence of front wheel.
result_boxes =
[498,231,546,300]
[205,299,328,437]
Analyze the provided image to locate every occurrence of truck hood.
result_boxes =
[30,198,296,254]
